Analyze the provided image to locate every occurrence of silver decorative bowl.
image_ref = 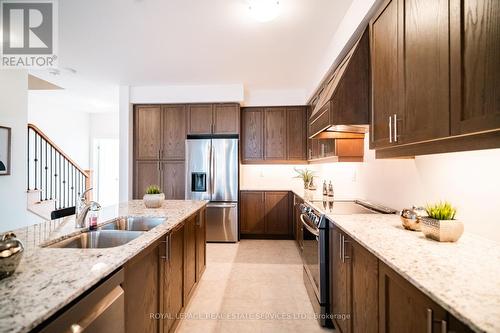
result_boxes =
[0,232,24,279]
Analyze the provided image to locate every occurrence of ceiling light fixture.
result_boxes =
[248,0,280,22]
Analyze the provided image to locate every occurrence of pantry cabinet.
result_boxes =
[370,0,500,156]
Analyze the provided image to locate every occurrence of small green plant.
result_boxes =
[145,185,162,195]
[425,201,457,220]
[293,168,315,189]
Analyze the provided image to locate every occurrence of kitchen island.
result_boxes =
[0,200,207,333]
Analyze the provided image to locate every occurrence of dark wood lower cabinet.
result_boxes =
[121,208,206,333]
[351,240,378,333]
[379,261,447,333]
[293,194,304,248]
[196,208,207,281]
[330,226,351,333]
[124,242,161,333]
[240,191,292,239]
[163,224,185,333]
[184,215,197,304]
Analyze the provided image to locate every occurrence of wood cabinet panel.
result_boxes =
[287,107,307,160]
[188,104,213,134]
[240,191,265,234]
[241,108,264,161]
[134,161,160,199]
[184,216,197,303]
[401,0,450,144]
[264,108,287,160]
[161,161,185,200]
[163,225,184,333]
[162,105,187,160]
[351,241,378,333]
[450,0,500,134]
[213,103,240,134]
[196,209,206,281]
[330,227,351,333]
[264,192,290,236]
[370,0,399,149]
[124,244,160,333]
[379,261,447,333]
[135,106,162,160]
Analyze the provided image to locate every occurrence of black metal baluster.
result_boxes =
[71,165,74,207]
[50,146,53,200]
[27,129,30,191]
[39,135,43,201]
[54,150,57,206]
[34,133,38,190]
[45,140,48,200]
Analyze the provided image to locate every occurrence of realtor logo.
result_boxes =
[1,0,58,68]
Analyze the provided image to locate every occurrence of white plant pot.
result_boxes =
[419,217,464,242]
[143,193,165,208]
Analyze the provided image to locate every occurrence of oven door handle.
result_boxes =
[300,214,320,237]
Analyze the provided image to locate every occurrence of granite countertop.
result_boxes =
[291,190,500,333]
[0,200,207,333]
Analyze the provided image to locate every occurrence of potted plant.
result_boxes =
[143,185,165,208]
[419,201,464,242]
[293,168,316,198]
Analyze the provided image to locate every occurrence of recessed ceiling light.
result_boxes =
[248,0,280,22]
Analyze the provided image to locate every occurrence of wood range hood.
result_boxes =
[308,28,370,140]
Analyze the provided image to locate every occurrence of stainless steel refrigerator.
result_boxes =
[185,137,238,242]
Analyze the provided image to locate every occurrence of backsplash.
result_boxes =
[240,136,500,243]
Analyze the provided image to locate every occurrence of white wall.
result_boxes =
[0,70,29,233]
[28,91,91,169]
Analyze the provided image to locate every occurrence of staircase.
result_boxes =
[27,124,91,220]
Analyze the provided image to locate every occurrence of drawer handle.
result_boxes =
[426,308,447,333]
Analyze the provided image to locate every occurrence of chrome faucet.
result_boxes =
[76,188,101,228]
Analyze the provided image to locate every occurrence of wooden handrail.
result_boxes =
[28,123,89,178]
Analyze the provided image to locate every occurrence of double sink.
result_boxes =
[47,217,166,249]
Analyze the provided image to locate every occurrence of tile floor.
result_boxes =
[175,240,331,333]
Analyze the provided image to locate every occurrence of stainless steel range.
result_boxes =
[299,199,396,327]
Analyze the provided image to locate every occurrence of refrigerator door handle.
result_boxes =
[207,203,237,209]
[211,144,215,197]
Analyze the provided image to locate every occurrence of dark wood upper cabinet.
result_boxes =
[379,261,447,333]
[264,107,287,160]
[287,107,307,160]
[241,108,264,162]
[240,191,265,234]
[134,161,160,199]
[135,106,162,160]
[213,103,240,134]
[161,161,185,200]
[188,104,213,135]
[370,0,399,149]
[162,105,187,160]
[264,191,290,236]
[450,0,500,135]
[188,103,240,135]
[370,0,500,156]
[400,0,450,144]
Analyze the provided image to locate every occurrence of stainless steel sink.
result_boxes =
[98,217,166,232]
[47,230,144,249]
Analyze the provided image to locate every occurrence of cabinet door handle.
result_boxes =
[342,235,350,263]
[426,308,447,333]
[160,239,168,260]
[339,234,343,260]
[393,114,398,142]
[389,116,393,143]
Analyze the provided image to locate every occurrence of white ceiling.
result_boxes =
[56,0,353,90]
